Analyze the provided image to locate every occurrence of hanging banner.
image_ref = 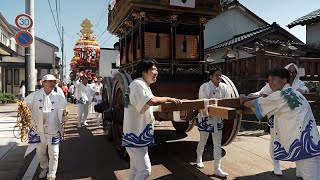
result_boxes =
[170,0,196,8]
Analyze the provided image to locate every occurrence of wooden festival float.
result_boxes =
[70,19,100,80]
[102,0,253,157]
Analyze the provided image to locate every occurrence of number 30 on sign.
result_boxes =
[15,14,33,30]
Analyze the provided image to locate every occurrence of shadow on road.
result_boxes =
[233,168,297,180]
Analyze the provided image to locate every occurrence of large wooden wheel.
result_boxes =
[151,81,202,133]
[110,72,132,158]
[221,75,242,146]
[102,77,113,139]
[171,110,198,132]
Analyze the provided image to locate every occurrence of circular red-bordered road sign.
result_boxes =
[15,31,33,47]
[15,14,33,30]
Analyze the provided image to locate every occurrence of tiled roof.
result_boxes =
[205,22,304,52]
[205,24,273,52]
[287,9,320,28]
[260,39,305,46]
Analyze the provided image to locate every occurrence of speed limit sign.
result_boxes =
[15,14,33,30]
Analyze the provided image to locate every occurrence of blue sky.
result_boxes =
[1,0,319,76]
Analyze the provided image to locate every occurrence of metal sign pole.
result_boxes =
[26,0,36,94]
[25,47,29,96]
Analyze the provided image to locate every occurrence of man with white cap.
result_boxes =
[74,72,95,127]
[24,74,67,180]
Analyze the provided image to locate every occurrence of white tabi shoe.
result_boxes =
[39,168,48,179]
[273,161,282,176]
[214,160,228,177]
[83,121,88,126]
[214,168,229,177]
[273,166,283,176]
[196,162,205,169]
[296,168,302,178]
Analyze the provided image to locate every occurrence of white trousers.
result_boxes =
[95,112,102,126]
[295,156,320,180]
[126,147,151,180]
[89,103,94,113]
[77,103,89,125]
[269,128,280,167]
[196,123,223,164]
[36,142,59,178]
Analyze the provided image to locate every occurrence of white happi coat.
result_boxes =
[251,63,309,127]
[74,80,95,104]
[197,81,231,132]
[92,82,103,105]
[24,89,67,155]
[122,78,155,147]
[252,63,309,97]
[253,84,320,161]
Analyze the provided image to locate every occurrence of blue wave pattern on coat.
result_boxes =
[28,128,41,144]
[268,115,274,128]
[274,120,320,161]
[122,124,154,147]
[198,117,214,132]
[51,132,62,145]
[217,122,223,131]
[76,98,85,104]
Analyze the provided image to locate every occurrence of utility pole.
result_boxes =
[25,0,36,94]
[61,26,64,82]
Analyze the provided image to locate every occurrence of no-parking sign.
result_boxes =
[15,14,33,30]
[15,31,33,47]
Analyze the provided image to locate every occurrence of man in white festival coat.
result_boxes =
[74,73,95,127]
[250,63,309,176]
[196,67,231,177]
[24,74,67,180]
[241,68,320,180]
[122,59,181,180]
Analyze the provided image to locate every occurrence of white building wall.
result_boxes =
[306,22,320,48]
[204,6,267,49]
[35,40,56,64]
[99,48,119,77]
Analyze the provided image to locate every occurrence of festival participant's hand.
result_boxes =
[168,98,182,106]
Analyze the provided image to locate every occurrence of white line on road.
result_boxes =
[22,155,39,180]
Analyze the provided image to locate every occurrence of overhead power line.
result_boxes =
[47,0,62,43]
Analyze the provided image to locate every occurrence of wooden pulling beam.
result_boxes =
[160,98,244,112]
[158,93,317,120]
[159,98,247,120]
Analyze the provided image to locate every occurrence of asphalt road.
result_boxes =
[0,104,304,180]
[18,103,299,180]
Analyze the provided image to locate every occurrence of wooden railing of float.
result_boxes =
[216,49,320,81]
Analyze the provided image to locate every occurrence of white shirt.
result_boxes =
[43,92,53,113]
[251,63,309,97]
[74,80,95,104]
[68,85,75,94]
[92,83,103,103]
[122,78,155,147]
[197,81,231,132]
[20,85,26,97]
